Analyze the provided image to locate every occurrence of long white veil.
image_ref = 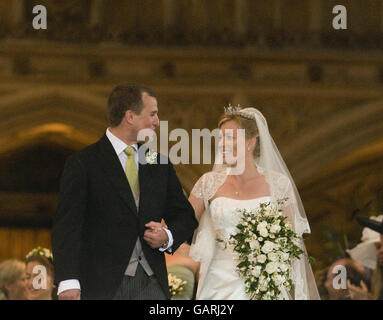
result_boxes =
[190,107,320,300]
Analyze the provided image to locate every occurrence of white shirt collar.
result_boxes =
[106,128,137,155]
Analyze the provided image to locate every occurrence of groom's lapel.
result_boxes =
[138,144,155,214]
[97,134,138,216]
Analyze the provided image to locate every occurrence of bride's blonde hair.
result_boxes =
[218,112,260,159]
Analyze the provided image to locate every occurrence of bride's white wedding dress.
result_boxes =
[190,107,320,300]
[197,196,291,300]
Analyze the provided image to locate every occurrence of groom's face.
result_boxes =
[132,92,159,141]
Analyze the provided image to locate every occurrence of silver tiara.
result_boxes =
[224,104,242,115]
[224,104,257,120]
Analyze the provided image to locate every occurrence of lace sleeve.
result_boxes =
[190,175,204,199]
[264,168,290,202]
[263,169,310,237]
[283,182,311,237]
[190,170,227,201]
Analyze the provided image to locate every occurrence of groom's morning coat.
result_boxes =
[51,134,198,299]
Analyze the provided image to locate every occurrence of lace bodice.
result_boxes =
[191,167,291,204]
[191,168,310,237]
[210,196,272,241]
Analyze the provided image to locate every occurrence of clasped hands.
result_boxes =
[143,221,169,249]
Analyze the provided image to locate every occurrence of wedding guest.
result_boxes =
[165,243,200,300]
[0,259,29,300]
[25,247,56,300]
[348,233,383,300]
[324,258,370,300]
[347,215,383,299]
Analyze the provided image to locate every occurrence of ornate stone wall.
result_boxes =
[0,0,382,271]
[1,0,383,48]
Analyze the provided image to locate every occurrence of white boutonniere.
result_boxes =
[145,150,157,164]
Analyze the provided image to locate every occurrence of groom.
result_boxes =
[51,83,198,300]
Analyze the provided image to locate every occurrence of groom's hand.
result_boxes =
[144,221,169,249]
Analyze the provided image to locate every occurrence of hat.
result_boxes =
[346,215,383,269]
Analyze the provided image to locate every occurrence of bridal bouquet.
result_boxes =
[225,198,304,300]
[168,273,187,297]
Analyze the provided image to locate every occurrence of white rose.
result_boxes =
[270,224,281,234]
[280,252,290,261]
[265,262,278,274]
[257,221,268,231]
[285,222,292,230]
[258,237,263,242]
[261,241,274,254]
[250,239,260,250]
[252,266,262,277]
[272,274,284,286]
[259,228,269,238]
[280,263,289,272]
[257,254,267,264]
[268,252,279,262]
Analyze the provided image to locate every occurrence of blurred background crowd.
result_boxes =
[1,217,383,300]
[316,215,383,300]
[0,246,56,300]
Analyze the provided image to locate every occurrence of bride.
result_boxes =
[188,106,320,300]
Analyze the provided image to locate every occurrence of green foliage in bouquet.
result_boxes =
[222,198,310,300]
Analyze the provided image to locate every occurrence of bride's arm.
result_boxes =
[188,193,205,222]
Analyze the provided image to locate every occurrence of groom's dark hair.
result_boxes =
[107,83,157,127]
